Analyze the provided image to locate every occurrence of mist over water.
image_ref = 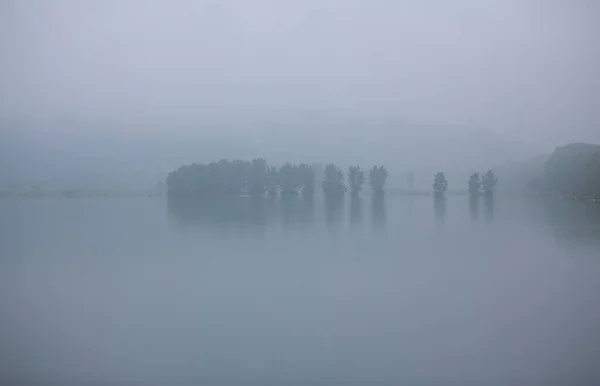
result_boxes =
[2,0,599,384]
[1,196,599,385]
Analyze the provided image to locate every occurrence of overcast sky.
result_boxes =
[1,0,599,173]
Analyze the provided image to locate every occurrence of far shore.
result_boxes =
[0,189,156,198]
[1,188,598,201]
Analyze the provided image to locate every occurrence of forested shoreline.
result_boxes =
[164,141,600,201]
[2,142,599,200]
[165,159,389,198]
[165,158,504,201]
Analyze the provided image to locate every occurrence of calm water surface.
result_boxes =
[1,196,599,385]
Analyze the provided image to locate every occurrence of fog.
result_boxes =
[1,0,599,187]
[2,3,600,385]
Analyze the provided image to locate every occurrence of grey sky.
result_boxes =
[1,0,598,178]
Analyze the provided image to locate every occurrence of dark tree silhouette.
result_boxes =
[369,165,388,194]
[468,172,481,196]
[167,160,244,196]
[433,172,448,195]
[348,166,365,195]
[166,158,323,199]
[322,164,345,197]
[481,169,498,196]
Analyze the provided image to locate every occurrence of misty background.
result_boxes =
[1,0,599,189]
[2,3,600,384]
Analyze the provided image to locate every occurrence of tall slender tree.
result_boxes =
[369,165,388,194]
[468,172,481,196]
[481,169,498,196]
[433,172,448,195]
[348,166,365,195]
[322,164,345,197]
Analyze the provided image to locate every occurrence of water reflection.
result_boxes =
[484,195,495,222]
[6,195,600,386]
[167,194,267,229]
[349,194,363,227]
[166,193,600,244]
[469,195,479,221]
[280,195,314,228]
[324,195,344,231]
[370,193,386,231]
[167,193,321,232]
[542,199,600,244]
[433,194,446,224]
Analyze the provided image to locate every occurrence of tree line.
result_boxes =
[166,159,389,198]
[431,170,498,196]
[166,159,499,198]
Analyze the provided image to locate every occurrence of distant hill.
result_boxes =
[490,143,600,197]
[543,143,600,196]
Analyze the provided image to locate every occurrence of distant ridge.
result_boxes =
[543,143,600,196]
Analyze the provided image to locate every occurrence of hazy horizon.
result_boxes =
[2,3,600,384]
[1,0,599,187]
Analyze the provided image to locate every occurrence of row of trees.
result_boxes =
[432,170,498,196]
[468,170,498,196]
[166,159,389,197]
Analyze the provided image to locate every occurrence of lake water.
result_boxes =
[1,195,600,385]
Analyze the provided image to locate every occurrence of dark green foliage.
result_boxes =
[369,166,388,193]
[432,172,447,195]
[348,166,365,195]
[481,169,498,196]
[468,172,481,196]
[322,164,345,197]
